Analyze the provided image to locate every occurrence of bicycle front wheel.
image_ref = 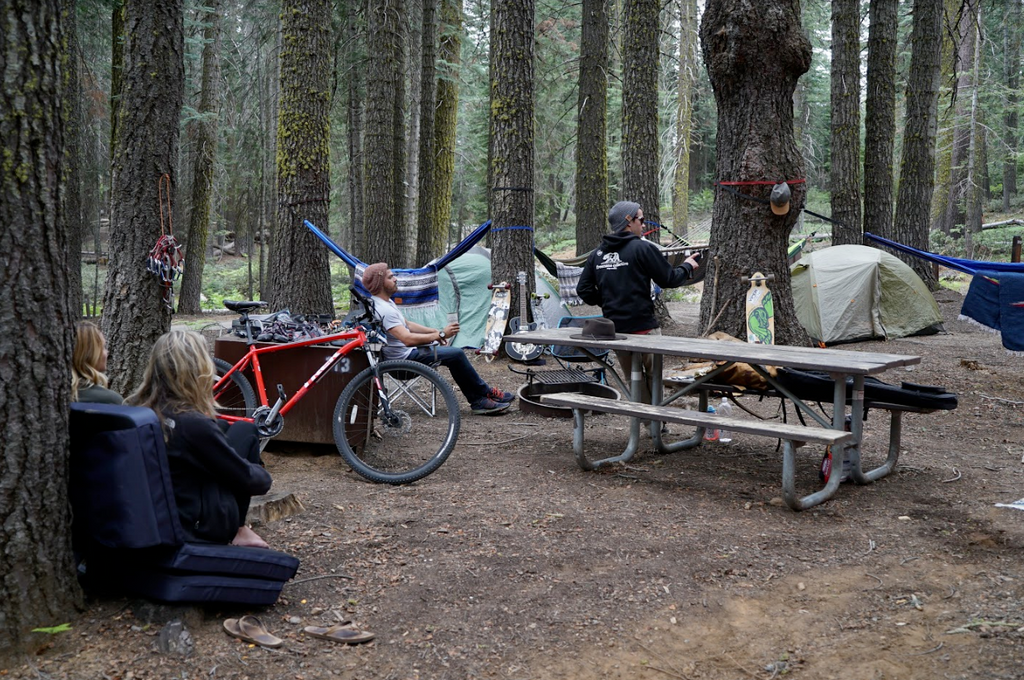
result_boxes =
[213,357,256,419]
[334,359,461,484]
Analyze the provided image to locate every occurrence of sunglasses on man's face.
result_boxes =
[632,215,645,224]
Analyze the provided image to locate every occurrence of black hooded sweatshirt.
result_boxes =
[577,231,695,333]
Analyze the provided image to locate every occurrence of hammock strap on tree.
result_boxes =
[146,174,185,310]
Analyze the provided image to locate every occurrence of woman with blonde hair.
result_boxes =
[128,330,271,548]
[72,321,123,404]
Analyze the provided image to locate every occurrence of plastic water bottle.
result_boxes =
[717,397,733,443]
[704,404,720,442]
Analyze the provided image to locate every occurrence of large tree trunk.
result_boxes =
[344,0,365,257]
[939,0,979,239]
[1004,2,1020,212]
[700,0,812,344]
[622,0,669,326]
[963,8,984,258]
[270,0,333,315]
[829,0,862,245]
[430,0,462,252]
[671,0,698,243]
[415,0,443,263]
[178,0,222,315]
[863,0,897,240]
[103,0,185,393]
[574,0,609,255]
[890,0,942,290]
[406,0,424,261]
[930,0,960,234]
[489,0,535,321]
[364,0,407,265]
[63,0,84,319]
[0,0,81,653]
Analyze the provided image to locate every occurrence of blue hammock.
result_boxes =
[304,220,492,307]
[865,232,1024,275]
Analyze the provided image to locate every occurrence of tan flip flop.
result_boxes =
[302,625,375,645]
[223,616,284,648]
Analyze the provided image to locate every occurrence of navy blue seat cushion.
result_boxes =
[70,403,185,549]
[69,403,301,604]
[82,569,289,607]
[87,543,299,582]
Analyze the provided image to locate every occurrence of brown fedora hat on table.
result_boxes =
[569,317,628,341]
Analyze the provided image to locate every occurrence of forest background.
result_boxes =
[3,0,1024,655]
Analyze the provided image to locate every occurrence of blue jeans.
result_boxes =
[409,345,488,405]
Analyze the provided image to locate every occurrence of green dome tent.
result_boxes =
[790,245,943,345]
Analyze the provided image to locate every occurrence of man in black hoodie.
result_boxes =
[577,201,701,403]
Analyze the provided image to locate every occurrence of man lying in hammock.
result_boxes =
[362,263,515,415]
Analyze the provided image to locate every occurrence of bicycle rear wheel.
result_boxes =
[333,359,461,484]
[213,357,256,419]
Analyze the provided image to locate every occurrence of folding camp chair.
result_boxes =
[505,315,614,384]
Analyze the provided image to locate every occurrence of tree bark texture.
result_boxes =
[700,0,812,344]
[829,0,862,245]
[179,0,222,315]
[575,0,609,254]
[1004,2,1020,211]
[671,0,698,242]
[416,0,443,264]
[890,0,942,289]
[963,8,983,256]
[344,0,365,258]
[863,0,897,240]
[430,0,462,254]
[363,0,407,266]
[489,0,535,320]
[406,0,424,261]
[63,0,84,318]
[0,0,81,653]
[103,0,184,393]
[271,0,333,316]
[930,0,960,233]
[939,0,978,238]
[109,0,125,163]
[621,0,659,224]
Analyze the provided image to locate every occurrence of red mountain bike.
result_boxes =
[213,288,461,484]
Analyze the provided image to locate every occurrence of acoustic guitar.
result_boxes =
[506,271,543,363]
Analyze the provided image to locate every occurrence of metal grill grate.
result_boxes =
[531,368,600,385]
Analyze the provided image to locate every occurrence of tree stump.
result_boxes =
[246,491,305,527]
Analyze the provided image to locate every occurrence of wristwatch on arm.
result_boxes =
[438,329,447,343]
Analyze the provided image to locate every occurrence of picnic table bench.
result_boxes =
[503,328,923,510]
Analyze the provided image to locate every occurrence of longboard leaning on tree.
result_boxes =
[742,271,775,345]
[477,281,511,362]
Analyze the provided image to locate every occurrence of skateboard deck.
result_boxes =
[744,272,775,345]
[478,281,511,361]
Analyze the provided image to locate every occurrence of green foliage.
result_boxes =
[32,623,71,635]
[688,188,714,214]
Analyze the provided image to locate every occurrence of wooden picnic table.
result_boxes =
[503,328,923,509]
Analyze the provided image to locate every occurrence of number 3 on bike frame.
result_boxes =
[213,290,461,484]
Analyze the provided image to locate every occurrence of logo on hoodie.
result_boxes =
[596,251,629,270]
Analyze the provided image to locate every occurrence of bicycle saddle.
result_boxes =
[224,300,269,313]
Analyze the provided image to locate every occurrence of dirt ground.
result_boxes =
[7,288,1024,679]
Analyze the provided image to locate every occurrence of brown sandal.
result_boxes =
[223,615,284,648]
[302,625,375,645]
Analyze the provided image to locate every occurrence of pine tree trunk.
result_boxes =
[671,0,698,242]
[930,0,960,234]
[178,0,222,315]
[364,0,407,265]
[430,0,461,251]
[941,0,979,239]
[1004,2,1021,211]
[103,0,184,393]
[575,0,609,255]
[963,8,984,257]
[416,0,443,263]
[406,0,424,261]
[270,0,333,315]
[863,0,897,240]
[700,0,812,344]
[64,0,84,319]
[344,0,365,258]
[829,0,862,245]
[622,0,659,223]
[391,0,408,266]
[0,0,81,653]
[489,0,535,320]
[891,0,942,289]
